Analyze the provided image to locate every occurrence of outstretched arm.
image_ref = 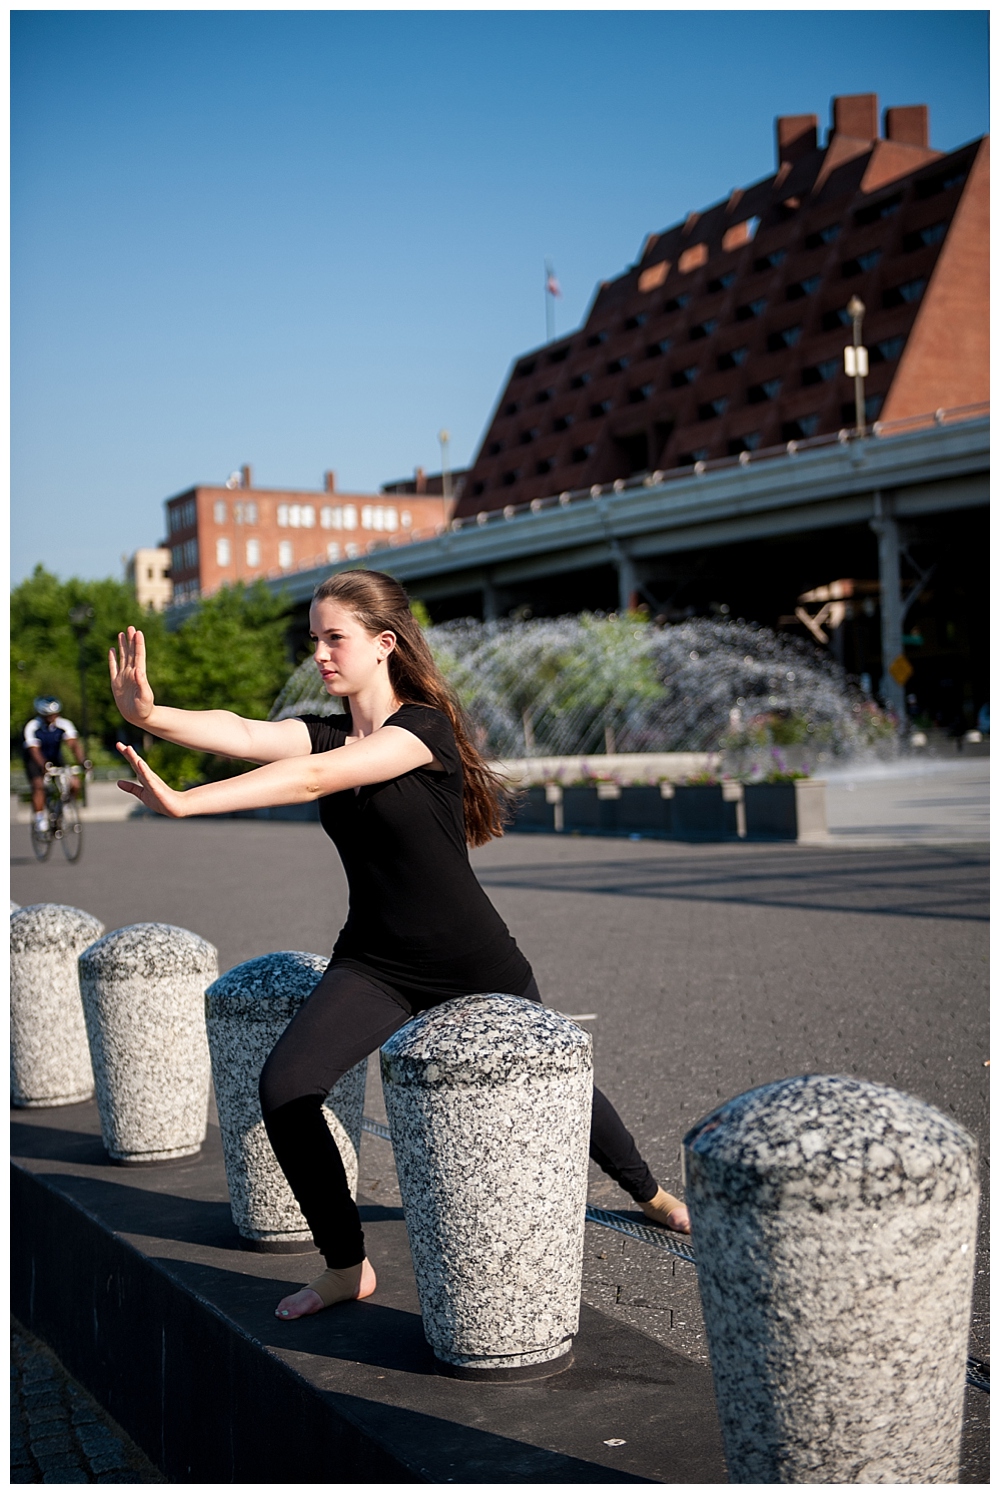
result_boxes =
[110,627,310,763]
[116,724,435,818]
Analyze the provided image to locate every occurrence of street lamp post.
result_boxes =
[68,604,95,761]
[844,295,869,436]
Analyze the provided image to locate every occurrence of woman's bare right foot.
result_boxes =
[275,1258,377,1319]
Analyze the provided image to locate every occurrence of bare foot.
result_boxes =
[275,1259,377,1320]
[640,1187,692,1236]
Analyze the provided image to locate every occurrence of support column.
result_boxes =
[869,491,906,720]
[481,576,501,623]
[615,550,639,613]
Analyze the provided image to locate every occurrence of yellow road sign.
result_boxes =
[889,654,914,686]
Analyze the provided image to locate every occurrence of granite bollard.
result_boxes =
[11,904,104,1107]
[78,923,217,1164]
[683,1073,979,1483]
[204,951,366,1251]
[381,993,592,1380]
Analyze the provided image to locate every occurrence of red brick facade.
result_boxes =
[456,96,988,519]
[165,472,452,602]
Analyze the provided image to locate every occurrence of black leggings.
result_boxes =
[259,962,658,1268]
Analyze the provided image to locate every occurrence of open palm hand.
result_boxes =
[110,627,156,726]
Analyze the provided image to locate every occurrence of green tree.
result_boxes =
[10,567,167,756]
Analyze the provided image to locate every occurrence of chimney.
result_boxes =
[831,93,879,142]
[240,464,252,489]
[776,113,818,166]
[324,470,336,493]
[414,466,427,495]
[884,104,929,149]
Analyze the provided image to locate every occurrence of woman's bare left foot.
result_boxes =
[275,1258,377,1319]
[640,1187,692,1235]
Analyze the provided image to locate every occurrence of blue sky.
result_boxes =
[11,9,989,582]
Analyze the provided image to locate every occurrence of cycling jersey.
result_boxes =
[24,716,78,764]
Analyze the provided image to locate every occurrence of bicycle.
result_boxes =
[30,765,88,863]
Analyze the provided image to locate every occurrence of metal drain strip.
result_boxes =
[361,1117,987,1392]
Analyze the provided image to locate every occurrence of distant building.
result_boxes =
[381,466,468,500]
[456,94,987,517]
[126,548,173,612]
[164,467,454,603]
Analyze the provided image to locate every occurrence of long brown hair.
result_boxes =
[312,570,510,846]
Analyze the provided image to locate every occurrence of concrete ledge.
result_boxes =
[12,1101,727,1484]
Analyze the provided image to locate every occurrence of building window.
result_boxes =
[278,503,315,528]
[802,359,840,385]
[571,445,594,463]
[871,336,906,363]
[753,250,786,272]
[553,413,574,431]
[735,298,767,321]
[663,294,690,313]
[246,538,261,567]
[707,271,737,292]
[234,501,258,524]
[625,312,648,330]
[606,356,629,373]
[547,344,571,363]
[646,338,672,358]
[501,470,521,486]
[183,539,198,569]
[535,387,556,404]
[503,400,521,416]
[677,448,709,467]
[689,320,717,341]
[321,504,360,529]
[519,428,540,445]
[345,542,360,559]
[487,441,503,456]
[728,432,761,454]
[821,305,853,331]
[327,542,341,562]
[278,541,294,569]
[903,222,947,252]
[628,384,655,404]
[717,346,748,370]
[168,498,197,533]
[781,416,820,441]
[805,223,841,249]
[841,395,884,424]
[590,400,612,418]
[766,325,802,352]
[915,167,967,200]
[748,380,782,403]
[786,277,821,301]
[670,366,699,388]
[569,372,591,389]
[360,505,399,532]
[841,250,882,277]
[216,538,231,566]
[697,398,729,421]
[854,193,902,226]
[214,500,227,524]
[171,545,184,574]
[586,331,608,347]
[514,359,537,377]
[882,278,927,308]
[400,510,412,528]
[535,458,554,475]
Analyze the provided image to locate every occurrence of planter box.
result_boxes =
[616,785,673,836]
[743,780,827,843]
[510,785,557,832]
[671,785,739,840]
[562,785,617,833]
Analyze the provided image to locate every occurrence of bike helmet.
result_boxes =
[33,696,62,717]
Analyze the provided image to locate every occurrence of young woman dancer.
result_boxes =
[110,570,690,1321]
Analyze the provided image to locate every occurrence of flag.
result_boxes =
[545,263,562,298]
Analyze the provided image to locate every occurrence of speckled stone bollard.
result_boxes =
[683,1074,979,1483]
[381,993,592,1381]
[11,904,104,1107]
[78,923,217,1164]
[205,951,366,1252]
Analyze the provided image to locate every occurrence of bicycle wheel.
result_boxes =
[59,798,83,862]
[30,813,53,862]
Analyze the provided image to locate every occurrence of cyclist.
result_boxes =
[23,697,88,834]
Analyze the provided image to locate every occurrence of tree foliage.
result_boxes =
[11,569,293,787]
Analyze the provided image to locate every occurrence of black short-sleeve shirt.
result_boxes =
[298,705,531,1001]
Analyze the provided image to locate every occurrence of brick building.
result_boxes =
[165,467,453,602]
[456,95,988,518]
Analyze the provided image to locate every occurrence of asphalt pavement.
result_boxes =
[10,797,989,1477]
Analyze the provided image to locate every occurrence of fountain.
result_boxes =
[270,613,898,778]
